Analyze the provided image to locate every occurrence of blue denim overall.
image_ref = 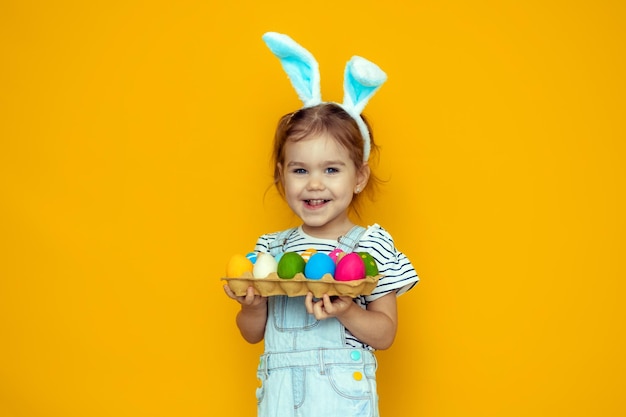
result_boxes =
[256,226,379,417]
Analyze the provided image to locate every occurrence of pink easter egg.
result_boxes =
[329,248,345,263]
[334,252,366,281]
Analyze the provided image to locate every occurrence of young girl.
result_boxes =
[224,33,419,417]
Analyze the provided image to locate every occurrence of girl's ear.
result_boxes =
[277,162,284,181]
[262,32,322,108]
[355,162,371,193]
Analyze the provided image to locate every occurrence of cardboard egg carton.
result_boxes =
[222,272,381,298]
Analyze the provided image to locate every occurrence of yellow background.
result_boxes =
[1,1,625,416]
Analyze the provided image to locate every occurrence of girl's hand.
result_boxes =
[305,292,354,320]
[223,285,267,309]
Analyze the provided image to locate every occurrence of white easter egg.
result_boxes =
[252,252,278,278]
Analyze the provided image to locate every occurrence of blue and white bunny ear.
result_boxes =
[342,56,387,114]
[262,32,322,108]
[342,56,387,161]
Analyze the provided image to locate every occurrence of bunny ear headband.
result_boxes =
[262,32,387,162]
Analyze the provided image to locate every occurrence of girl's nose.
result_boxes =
[306,174,325,190]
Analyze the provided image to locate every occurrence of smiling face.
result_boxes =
[278,133,370,239]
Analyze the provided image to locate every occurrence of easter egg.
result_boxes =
[253,252,278,278]
[277,252,305,279]
[357,252,379,277]
[245,251,258,264]
[226,254,253,277]
[304,253,336,280]
[301,248,317,262]
[329,248,345,263]
[334,252,366,281]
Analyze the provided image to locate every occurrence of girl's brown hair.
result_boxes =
[271,103,380,213]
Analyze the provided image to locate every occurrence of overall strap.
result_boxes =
[336,225,367,252]
[268,227,298,257]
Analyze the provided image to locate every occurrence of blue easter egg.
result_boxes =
[304,253,336,280]
[245,251,258,264]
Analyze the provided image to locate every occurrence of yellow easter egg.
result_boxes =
[301,248,317,262]
[226,254,253,277]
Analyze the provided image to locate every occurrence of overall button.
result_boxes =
[350,350,362,361]
[353,371,363,381]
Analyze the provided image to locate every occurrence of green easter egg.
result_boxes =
[277,252,306,279]
[358,252,379,277]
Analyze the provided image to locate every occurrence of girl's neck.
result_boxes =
[301,221,355,240]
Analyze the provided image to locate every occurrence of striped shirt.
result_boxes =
[254,223,419,350]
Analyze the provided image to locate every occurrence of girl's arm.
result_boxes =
[224,285,268,344]
[305,291,398,350]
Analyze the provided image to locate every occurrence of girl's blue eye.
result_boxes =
[293,168,307,174]
[325,167,339,174]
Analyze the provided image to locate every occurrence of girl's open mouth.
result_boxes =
[305,199,330,207]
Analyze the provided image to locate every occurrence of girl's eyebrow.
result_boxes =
[286,160,347,167]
